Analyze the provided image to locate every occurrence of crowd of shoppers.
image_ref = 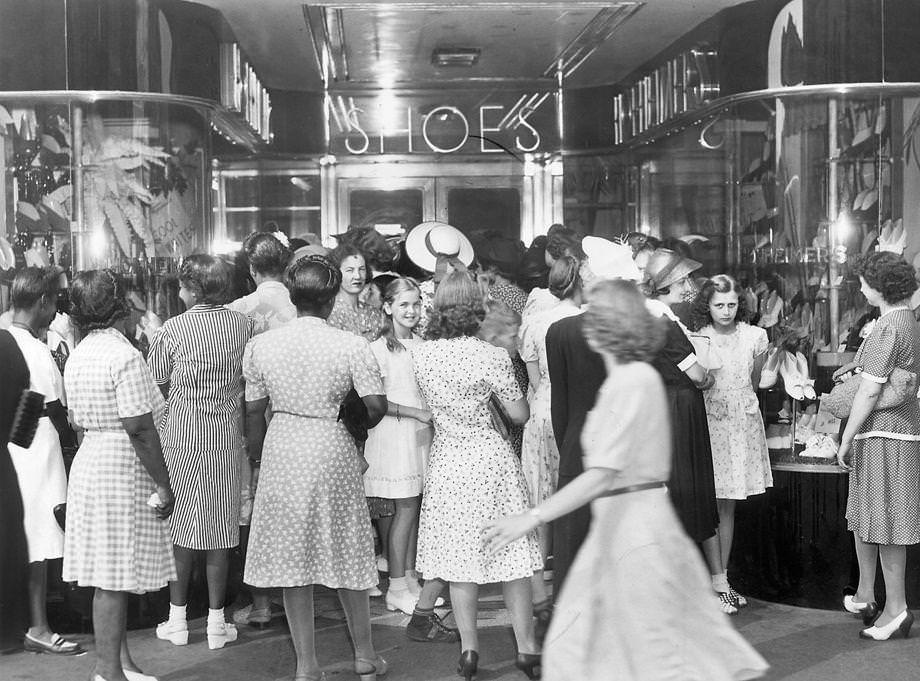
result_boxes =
[5,219,920,681]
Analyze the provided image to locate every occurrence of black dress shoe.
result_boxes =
[457,649,478,681]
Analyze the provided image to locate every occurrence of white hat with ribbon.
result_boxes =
[405,221,475,273]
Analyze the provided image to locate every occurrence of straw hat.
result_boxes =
[581,236,641,281]
[643,248,702,291]
[405,221,474,273]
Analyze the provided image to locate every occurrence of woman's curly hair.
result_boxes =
[70,270,130,333]
[688,274,750,331]
[583,279,667,362]
[425,270,485,340]
[856,251,919,304]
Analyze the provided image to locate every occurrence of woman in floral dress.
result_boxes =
[411,271,541,681]
[243,255,388,681]
[691,274,772,608]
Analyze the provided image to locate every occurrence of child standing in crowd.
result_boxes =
[364,278,432,615]
[692,274,772,608]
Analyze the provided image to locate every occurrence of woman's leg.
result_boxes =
[701,534,724,578]
[205,548,230,609]
[26,560,49,637]
[93,589,129,681]
[388,497,420,579]
[876,544,907,625]
[503,577,538,655]
[450,582,480,653]
[716,499,736,568]
[169,546,196,606]
[284,586,321,678]
[337,588,375,663]
[530,523,550,605]
[853,535,879,604]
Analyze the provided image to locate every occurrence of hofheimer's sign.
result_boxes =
[613,47,720,144]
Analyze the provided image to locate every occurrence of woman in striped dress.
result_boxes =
[148,255,252,650]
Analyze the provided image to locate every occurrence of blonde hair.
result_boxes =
[584,280,666,362]
[379,277,422,353]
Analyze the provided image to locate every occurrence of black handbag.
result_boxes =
[10,389,44,448]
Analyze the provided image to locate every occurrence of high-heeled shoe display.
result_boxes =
[456,649,479,681]
[843,594,879,625]
[515,652,542,680]
[354,654,388,681]
[859,609,914,640]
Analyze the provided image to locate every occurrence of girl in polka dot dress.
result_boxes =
[364,278,433,615]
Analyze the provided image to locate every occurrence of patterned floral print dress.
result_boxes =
[243,316,384,588]
[846,308,920,545]
[412,336,542,583]
[63,329,176,593]
[519,300,581,505]
[700,322,773,499]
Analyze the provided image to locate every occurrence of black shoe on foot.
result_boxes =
[406,609,460,643]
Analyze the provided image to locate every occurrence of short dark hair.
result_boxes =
[425,270,485,340]
[857,251,919,304]
[286,255,341,313]
[11,266,62,310]
[583,279,666,362]
[546,225,583,261]
[331,242,365,268]
[179,254,232,305]
[70,270,129,332]
[243,232,292,277]
[332,227,395,272]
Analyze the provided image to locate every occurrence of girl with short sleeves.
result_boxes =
[691,274,772,609]
[363,278,433,616]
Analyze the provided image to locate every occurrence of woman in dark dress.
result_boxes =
[0,329,30,653]
[643,249,736,613]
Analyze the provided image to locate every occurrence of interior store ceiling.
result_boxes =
[195,0,749,92]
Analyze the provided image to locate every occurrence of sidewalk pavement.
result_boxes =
[3,587,920,681]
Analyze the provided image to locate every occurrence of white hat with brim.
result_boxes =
[581,236,641,281]
[405,221,474,273]
[0,236,14,271]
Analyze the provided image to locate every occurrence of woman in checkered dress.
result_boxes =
[837,252,920,641]
[63,270,176,681]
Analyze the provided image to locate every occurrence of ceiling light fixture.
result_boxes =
[431,47,480,67]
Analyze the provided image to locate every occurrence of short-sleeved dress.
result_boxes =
[700,322,773,499]
[544,361,768,681]
[147,304,251,550]
[63,328,176,593]
[649,308,719,544]
[519,300,581,505]
[243,316,384,589]
[846,307,920,545]
[7,326,68,562]
[327,290,384,342]
[364,337,431,499]
[412,336,542,583]
[227,280,296,335]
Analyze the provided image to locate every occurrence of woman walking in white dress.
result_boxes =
[6,267,82,655]
[690,274,772,607]
[411,271,542,680]
[364,278,432,616]
[485,279,768,681]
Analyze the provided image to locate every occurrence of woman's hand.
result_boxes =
[482,513,540,555]
[836,438,853,471]
[154,484,175,520]
[415,409,433,425]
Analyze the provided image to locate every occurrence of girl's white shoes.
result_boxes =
[155,618,237,649]
[385,588,420,615]
[155,619,188,646]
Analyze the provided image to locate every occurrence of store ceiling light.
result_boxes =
[431,47,480,67]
